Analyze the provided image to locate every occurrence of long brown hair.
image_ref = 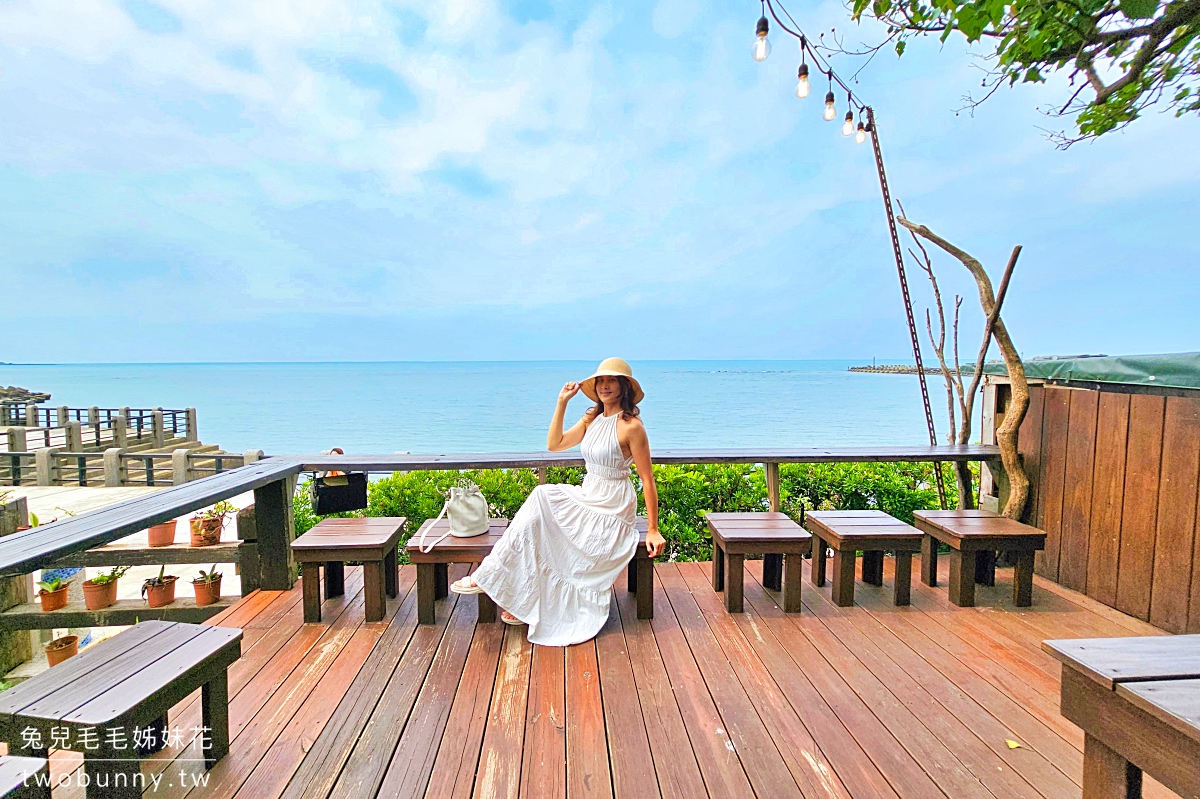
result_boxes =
[592,376,640,420]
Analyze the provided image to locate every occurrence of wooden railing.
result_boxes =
[0,445,999,584]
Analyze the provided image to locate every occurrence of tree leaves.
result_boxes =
[1119,0,1158,19]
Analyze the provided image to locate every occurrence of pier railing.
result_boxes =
[1,407,197,456]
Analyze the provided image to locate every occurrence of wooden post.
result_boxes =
[765,462,780,511]
[0,496,33,674]
[537,467,547,485]
[103,447,127,487]
[253,477,295,590]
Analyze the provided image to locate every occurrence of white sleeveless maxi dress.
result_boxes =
[471,412,641,646]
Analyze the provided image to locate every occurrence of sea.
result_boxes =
[0,361,967,455]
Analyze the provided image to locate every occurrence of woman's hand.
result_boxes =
[558,381,581,404]
[645,529,666,558]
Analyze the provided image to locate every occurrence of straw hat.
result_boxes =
[580,357,644,405]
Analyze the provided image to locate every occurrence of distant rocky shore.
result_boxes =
[849,365,977,376]
[0,386,50,403]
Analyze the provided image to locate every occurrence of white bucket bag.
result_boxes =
[417,481,491,553]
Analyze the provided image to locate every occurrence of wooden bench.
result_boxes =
[291,517,406,623]
[0,756,49,799]
[705,512,811,613]
[0,620,240,799]
[407,518,509,625]
[913,509,1046,607]
[804,510,923,606]
[408,517,656,625]
[1044,635,1200,799]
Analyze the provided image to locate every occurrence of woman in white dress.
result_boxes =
[450,357,665,646]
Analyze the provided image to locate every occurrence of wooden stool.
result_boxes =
[407,518,509,625]
[705,512,811,613]
[913,509,1046,607]
[0,621,240,799]
[804,510,923,606]
[291,517,406,623]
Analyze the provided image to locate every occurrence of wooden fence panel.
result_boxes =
[1037,388,1072,581]
[1059,389,1100,593]
[1148,396,1200,633]
[1190,477,1200,633]
[1018,386,1046,526]
[1115,394,1166,621]
[1086,392,1130,607]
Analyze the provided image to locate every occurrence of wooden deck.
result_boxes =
[30,554,1184,799]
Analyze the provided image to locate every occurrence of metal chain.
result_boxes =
[866,108,948,509]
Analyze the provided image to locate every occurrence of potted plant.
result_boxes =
[147,520,177,547]
[37,575,70,612]
[141,565,179,608]
[192,565,222,607]
[83,566,129,611]
[190,501,235,547]
[44,635,78,667]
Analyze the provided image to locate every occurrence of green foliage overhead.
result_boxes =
[294,462,955,565]
[850,0,1200,141]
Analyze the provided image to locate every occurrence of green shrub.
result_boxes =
[292,462,961,564]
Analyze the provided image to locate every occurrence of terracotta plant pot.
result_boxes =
[143,576,179,608]
[45,635,79,667]
[38,585,70,612]
[190,517,222,547]
[147,521,177,547]
[83,577,119,610]
[192,575,222,607]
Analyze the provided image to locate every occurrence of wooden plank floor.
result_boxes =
[31,555,1185,799]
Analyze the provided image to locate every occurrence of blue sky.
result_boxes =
[1,0,1197,363]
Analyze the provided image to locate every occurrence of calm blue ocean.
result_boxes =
[0,361,958,455]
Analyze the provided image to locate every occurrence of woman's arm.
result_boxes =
[627,421,665,557]
[547,382,593,452]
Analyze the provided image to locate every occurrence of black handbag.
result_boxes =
[310,472,368,515]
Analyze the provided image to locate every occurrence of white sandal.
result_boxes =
[501,611,524,626]
[450,575,483,595]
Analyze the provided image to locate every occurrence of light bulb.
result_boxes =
[842,110,854,136]
[823,91,836,121]
[794,64,810,99]
[855,122,867,143]
[752,16,770,62]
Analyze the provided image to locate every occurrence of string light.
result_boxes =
[752,0,880,145]
[752,13,771,62]
[794,38,810,99]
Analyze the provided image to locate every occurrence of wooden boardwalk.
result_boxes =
[31,555,1183,799]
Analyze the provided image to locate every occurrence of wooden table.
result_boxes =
[407,518,509,625]
[408,517,657,624]
[913,509,1046,607]
[705,512,811,613]
[291,517,406,623]
[0,755,49,799]
[0,620,240,799]
[1044,635,1200,799]
[804,510,923,606]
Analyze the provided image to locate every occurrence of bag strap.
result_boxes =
[416,499,452,554]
